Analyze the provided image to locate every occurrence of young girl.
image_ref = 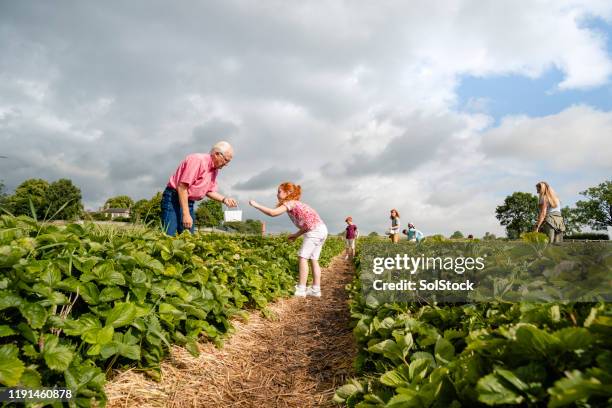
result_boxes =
[389,209,401,243]
[249,182,328,297]
[534,181,566,243]
[344,216,359,260]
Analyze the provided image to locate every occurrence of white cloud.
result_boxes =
[1,1,611,235]
[481,105,612,170]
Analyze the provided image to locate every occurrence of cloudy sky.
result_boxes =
[1,1,611,236]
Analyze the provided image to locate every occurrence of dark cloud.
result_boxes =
[1,1,611,235]
[233,167,303,191]
[344,113,464,176]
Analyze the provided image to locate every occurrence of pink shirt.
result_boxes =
[167,153,218,201]
[283,200,324,231]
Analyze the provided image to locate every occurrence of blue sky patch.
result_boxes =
[456,17,612,124]
[456,67,612,125]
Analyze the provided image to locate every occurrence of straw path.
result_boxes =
[105,255,356,407]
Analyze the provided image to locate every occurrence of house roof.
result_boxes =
[104,208,130,213]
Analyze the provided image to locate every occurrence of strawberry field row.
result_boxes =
[0,215,344,407]
[335,239,612,408]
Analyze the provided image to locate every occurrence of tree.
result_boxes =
[574,180,611,231]
[368,232,379,237]
[104,195,134,209]
[45,179,83,220]
[483,232,497,240]
[6,178,50,218]
[0,180,7,210]
[195,199,223,228]
[561,206,582,235]
[450,231,464,239]
[224,219,263,234]
[495,192,538,239]
[131,192,162,225]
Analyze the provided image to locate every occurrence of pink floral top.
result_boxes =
[283,200,324,231]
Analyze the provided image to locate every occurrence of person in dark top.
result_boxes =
[344,216,359,260]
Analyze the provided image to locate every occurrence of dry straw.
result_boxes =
[105,256,356,408]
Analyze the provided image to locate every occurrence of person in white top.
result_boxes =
[534,181,566,243]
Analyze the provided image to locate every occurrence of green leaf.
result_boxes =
[131,269,147,284]
[333,381,363,402]
[184,337,199,357]
[118,343,141,360]
[0,344,25,386]
[493,367,529,392]
[42,335,75,372]
[106,302,137,328]
[0,290,23,310]
[82,325,114,345]
[63,314,102,336]
[477,373,524,405]
[409,358,431,383]
[434,337,455,365]
[386,389,419,408]
[548,370,606,408]
[79,282,100,304]
[99,286,125,302]
[19,301,48,329]
[554,327,594,351]
[19,367,41,388]
[515,324,560,358]
[380,369,410,388]
[0,325,16,337]
[368,339,404,362]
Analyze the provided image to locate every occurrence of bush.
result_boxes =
[112,216,131,222]
[520,231,549,244]
[565,232,609,240]
[424,234,446,242]
[90,212,110,221]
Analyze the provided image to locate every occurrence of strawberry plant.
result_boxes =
[335,239,612,407]
[0,215,343,406]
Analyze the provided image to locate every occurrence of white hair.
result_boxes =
[210,141,233,155]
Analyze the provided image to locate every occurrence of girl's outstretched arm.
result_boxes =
[288,228,308,241]
[249,200,288,217]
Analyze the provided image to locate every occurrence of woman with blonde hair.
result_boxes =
[534,181,566,243]
[389,209,401,243]
[249,182,328,298]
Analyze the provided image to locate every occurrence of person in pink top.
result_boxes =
[249,182,328,298]
[161,141,237,235]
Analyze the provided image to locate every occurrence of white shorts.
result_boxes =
[299,224,328,260]
[345,239,355,249]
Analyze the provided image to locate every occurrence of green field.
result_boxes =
[335,238,612,407]
[0,215,344,406]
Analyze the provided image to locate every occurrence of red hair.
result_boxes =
[277,182,302,207]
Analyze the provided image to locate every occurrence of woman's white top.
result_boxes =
[540,197,561,214]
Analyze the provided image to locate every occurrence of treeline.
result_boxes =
[0,178,82,220]
[0,179,261,233]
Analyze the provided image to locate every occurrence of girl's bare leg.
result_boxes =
[298,257,309,286]
[311,259,321,287]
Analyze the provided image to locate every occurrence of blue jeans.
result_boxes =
[160,187,195,235]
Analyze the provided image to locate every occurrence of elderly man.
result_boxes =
[161,141,237,235]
